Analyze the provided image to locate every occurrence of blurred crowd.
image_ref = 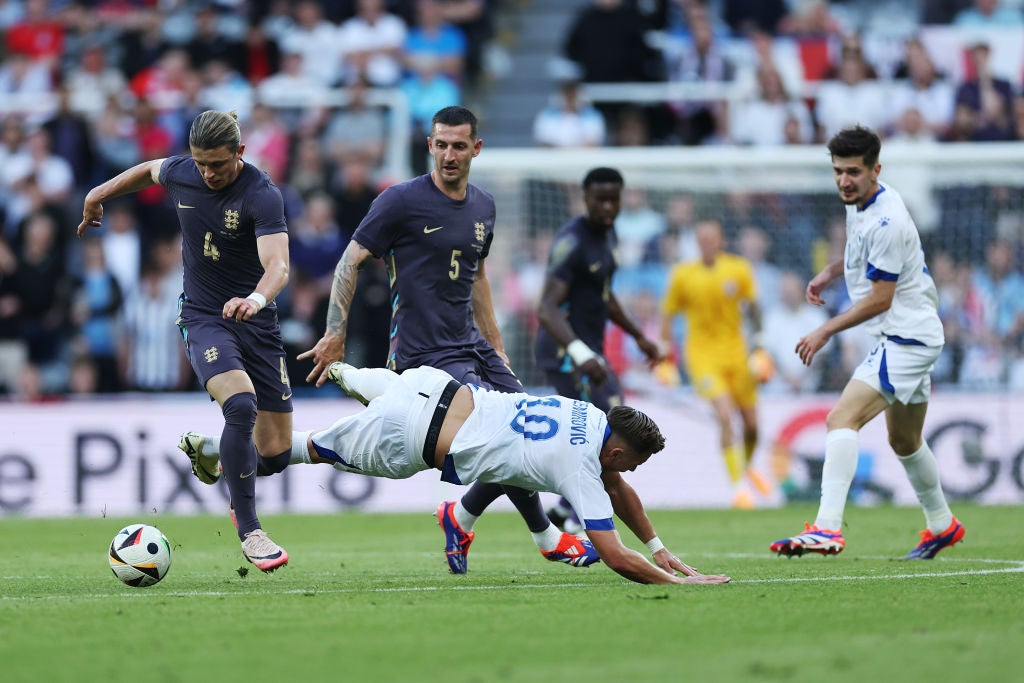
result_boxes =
[0,0,1023,401]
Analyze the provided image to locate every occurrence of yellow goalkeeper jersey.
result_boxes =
[662,253,757,366]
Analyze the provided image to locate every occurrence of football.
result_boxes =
[108,524,172,587]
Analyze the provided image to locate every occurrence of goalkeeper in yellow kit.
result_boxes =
[660,220,771,508]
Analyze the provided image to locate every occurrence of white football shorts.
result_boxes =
[851,337,941,405]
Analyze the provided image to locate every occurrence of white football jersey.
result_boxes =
[843,182,944,346]
[449,386,616,531]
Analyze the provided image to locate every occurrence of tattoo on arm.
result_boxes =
[326,253,362,336]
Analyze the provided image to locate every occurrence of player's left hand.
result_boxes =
[222,296,260,322]
[653,548,700,577]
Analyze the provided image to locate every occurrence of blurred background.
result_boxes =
[2,0,1024,515]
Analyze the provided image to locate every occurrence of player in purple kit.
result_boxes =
[535,167,665,539]
[78,110,292,572]
[299,106,598,573]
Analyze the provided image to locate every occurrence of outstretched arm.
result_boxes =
[298,239,374,385]
[586,528,730,585]
[602,470,700,577]
[78,159,165,237]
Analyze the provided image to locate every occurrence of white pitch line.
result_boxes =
[3,556,1022,600]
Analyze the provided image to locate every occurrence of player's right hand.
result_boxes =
[77,203,103,237]
[297,331,345,387]
[579,357,608,386]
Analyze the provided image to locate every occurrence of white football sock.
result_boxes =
[340,366,399,402]
[198,435,220,457]
[532,524,563,551]
[814,428,859,531]
[290,430,313,464]
[453,499,479,532]
[897,441,953,534]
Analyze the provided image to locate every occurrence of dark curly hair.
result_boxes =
[607,405,665,455]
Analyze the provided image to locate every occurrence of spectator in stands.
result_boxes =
[91,98,141,184]
[100,200,141,296]
[5,0,63,69]
[404,0,467,83]
[733,27,805,102]
[953,0,1023,25]
[289,132,331,198]
[737,224,782,299]
[320,76,387,170]
[7,210,70,368]
[953,41,1015,141]
[241,19,281,85]
[64,42,129,120]
[187,4,245,74]
[42,85,95,195]
[120,237,189,392]
[564,0,663,129]
[532,78,607,148]
[333,158,380,237]
[0,52,54,126]
[616,186,666,269]
[664,8,734,145]
[813,50,887,142]
[643,192,698,267]
[70,237,122,393]
[256,48,326,134]
[337,0,408,87]
[399,55,461,138]
[198,58,254,123]
[973,240,1024,355]
[888,37,954,140]
[760,270,829,394]
[3,127,74,222]
[289,191,346,289]
[278,0,344,87]
[730,63,813,146]
[243,102,289,183]
[434,0,494,88]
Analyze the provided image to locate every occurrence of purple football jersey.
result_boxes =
[159,155,287,312]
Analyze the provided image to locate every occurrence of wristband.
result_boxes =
[645,536,665,555]
[246,292,267,311]
[566,339,598,366]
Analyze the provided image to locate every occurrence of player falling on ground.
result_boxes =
[300,361,730,585]
[535,167,664,534]
[770,125,964,559]
[660,219,771,509]
[79,110,292,572]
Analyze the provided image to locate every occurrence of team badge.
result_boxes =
[474,221,486,242]
[204,347,219,363]
[224,209,240,235]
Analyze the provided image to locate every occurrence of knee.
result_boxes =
[888,433,921,457]
[222,393,257,427]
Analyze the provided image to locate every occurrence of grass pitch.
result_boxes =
[1,503,1020,683]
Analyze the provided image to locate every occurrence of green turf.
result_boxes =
[0,504,1020,683]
